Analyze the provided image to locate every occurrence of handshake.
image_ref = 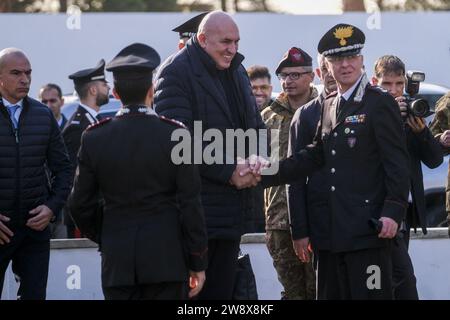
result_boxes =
[229,155,271,189]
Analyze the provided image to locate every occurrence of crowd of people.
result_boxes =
[1,10,450,300]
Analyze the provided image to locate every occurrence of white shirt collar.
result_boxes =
[79,103,98,118]
[57,116,64,127]
[2,98,24,108]
[338,73,364,101]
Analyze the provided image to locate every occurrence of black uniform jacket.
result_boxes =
[62,105,98,174]
[264,83,410,252]
[68,106,208,287]
[287,93,332,251]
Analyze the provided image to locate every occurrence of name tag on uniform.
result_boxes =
[345,114,366,124]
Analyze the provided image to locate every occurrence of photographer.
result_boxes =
[372,55,443,299]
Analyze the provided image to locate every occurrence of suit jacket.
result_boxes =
[287,93,332,251]
[68,105,208,287]
[154,37,266,240]
[264,79,410,252]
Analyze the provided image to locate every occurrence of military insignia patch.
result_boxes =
[344,114,366,124]
[334,26,354,46]
[347,137,356,148]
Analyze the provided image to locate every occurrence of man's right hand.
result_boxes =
[293,237,311,263]
[188,270,206,298]
[229,162,260,189]
[395,96,408,118]
[0,214,14,245]
[439,130,450,148]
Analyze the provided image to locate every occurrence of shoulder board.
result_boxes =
[84,112,96,124]
[325,90,338,99]
[158,115,187,129]
[86,118,112,131]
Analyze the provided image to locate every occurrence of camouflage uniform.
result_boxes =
[262,88,317,300]
[430,92,450,224]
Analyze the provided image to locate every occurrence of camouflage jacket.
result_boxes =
[430,92,450,154]
[261,87,318,230]
[430,92,450,214]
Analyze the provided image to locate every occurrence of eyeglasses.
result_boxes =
[251,85,271,92]
[41,98,58,104]
[326,54,361,64]
[277,71,312,81]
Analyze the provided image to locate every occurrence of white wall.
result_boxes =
[1,12,449,96]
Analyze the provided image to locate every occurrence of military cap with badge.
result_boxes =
[318,23,365,58]
[69,59,108,85]
[275,47,313,81]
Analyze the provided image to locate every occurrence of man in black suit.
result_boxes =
[63,60,110,238]
[39,83,69,239]
[68,43,208,300]
[39,83,67,131]
[371,55,443,299]
[286,53,336,299]
[255,24,410,299]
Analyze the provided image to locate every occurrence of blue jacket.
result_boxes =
[0,96,72,236]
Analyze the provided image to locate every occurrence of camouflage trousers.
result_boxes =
[266,230,316,300]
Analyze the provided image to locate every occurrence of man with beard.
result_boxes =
[63,60,110,238]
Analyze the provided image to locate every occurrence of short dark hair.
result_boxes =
[74,82,92,100]
[114,77,153,105]
[247,65,271,83]
[40,83,62,98]
[374,55,405,79]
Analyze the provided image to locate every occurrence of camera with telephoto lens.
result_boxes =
[403,71,433,118]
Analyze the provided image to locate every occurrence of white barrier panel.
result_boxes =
[0,12,449,96]
[2,229,449,300]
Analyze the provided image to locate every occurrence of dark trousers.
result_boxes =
[103,282,187,300]
[0,228,50,300]
[317,246,393,300]
[392,218,419,300]
[197,238,241,300]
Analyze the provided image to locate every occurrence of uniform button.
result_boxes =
[331,186,335,191]
[333,132,338,137]
[331,168,336,173]
[365,200,370,203]
[331,150,336,156]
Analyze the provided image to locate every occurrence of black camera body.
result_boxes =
[404,71,433,118]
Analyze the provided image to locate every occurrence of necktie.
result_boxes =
[337,96,346,117]
[6,105,20,129]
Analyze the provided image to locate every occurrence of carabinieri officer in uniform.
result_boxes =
[68,43,208,300]
[261,24,410,299]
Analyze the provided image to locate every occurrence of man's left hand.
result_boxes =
[26,205,54,231]
[406,115,426,134]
